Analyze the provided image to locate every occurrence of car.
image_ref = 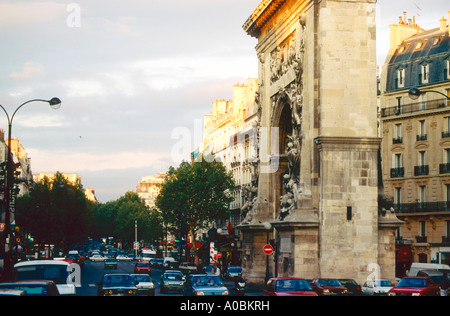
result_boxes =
[90,254,105,262]
[116,255,132,262]
[161,271,185,294]
[388,277,441,296]
[309,278,349,296]
[263,278,318,296]
[97,274,139,296]
[134,262,151,275]
[224,266,243,281]
[362,279,393,296]
[0,289,27,296]
[104,258,118,270]
[179,262,198,275]
[0,281,60,296]
[14,260,78,296]
[162,257,176,269]
[417,270,450,296]
[338,279,363,296]
[183,274,229,296]
[131,274,155,296]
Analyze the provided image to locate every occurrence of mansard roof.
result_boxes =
[389,28,450,65]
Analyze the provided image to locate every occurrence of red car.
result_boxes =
[134,262,151,275]
[263,278,318,296]
[388,277,441,296]
[309,278,349,296]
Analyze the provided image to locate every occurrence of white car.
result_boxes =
[14,260,80,296]
[89,255,105,262]
[362,280,393,296]
[116,255,132,262]
[131,274,155,296]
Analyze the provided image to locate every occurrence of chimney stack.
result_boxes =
[440,16,447,31]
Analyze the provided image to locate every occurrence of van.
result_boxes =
[407,263,450,276]
[14,260,80,296]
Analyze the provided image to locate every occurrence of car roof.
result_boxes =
[14,260,70,268]
[0,280,55,285]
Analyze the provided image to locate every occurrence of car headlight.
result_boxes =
[388,292,396,296]
[195,291,205,296]
[412,293,420,296]
[323,289,330,293]
[164,282,169,286]
[222,290,230,296]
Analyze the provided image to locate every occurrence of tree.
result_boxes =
[16,172,94,252]
[156,156,235,260]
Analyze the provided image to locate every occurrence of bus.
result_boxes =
[142,249,156,262]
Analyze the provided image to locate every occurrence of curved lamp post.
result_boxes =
[0,97,61,280]
[408,87,450,101]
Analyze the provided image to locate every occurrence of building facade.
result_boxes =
[136,172,165,208]
[238,0,402,286]
[380,12,450,272]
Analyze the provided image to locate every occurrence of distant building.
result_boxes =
[380,11,450,272]
[136,172,165,208]
[201,78,259,230]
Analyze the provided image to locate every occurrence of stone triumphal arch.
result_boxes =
[238,0,402,285]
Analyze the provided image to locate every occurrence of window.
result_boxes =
[421,64,429,84]
[417,120,427,141]
[397,69,405,88]
[446,149,450,164]
[419,151,426,166]
[446,60,450,80]
[419,186,426,204]
[396,97,402,114]
[395,187,402,205]
[444,117,450,138]
[419,220,426,237]
[394,124,402,143]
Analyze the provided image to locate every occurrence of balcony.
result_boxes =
[393,137,403,144]
[416,134,427,141]
[440,163,450,174]
[415,236,428,243]
[381,98,449,118]
[414,165,429,176]
[394,201,450,214]
[391,167,404,178]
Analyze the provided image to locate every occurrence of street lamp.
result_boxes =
[263,222,272,285]
[0,97,61,281]
[408,87,450,101]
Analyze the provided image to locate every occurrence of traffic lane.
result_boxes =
[77,262,261,296]
[77,260,137,296]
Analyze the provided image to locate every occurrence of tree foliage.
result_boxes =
[156,157,235,248]
[15,172,94,250]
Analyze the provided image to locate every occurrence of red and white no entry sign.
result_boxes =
[263,244,273,255]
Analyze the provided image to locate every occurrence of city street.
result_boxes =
[76,260,261,297]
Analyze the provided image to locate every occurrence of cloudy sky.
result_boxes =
[0,0,449,202]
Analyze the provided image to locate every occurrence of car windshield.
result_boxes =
[103,275,134,286]
[105,259,116,262]
[275,279,312,292]
[374,280,392,287]
[164,274,182,281]
[397,278,427,288]
[192,276,223,287]
[137,263,149,267]
[133,275,150,282]
[16,265,69,285]
[229,268,242,273]
[338,279,357,286]
[317,279,341,287]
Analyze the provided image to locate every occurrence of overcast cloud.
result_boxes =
[0,0,448,202]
